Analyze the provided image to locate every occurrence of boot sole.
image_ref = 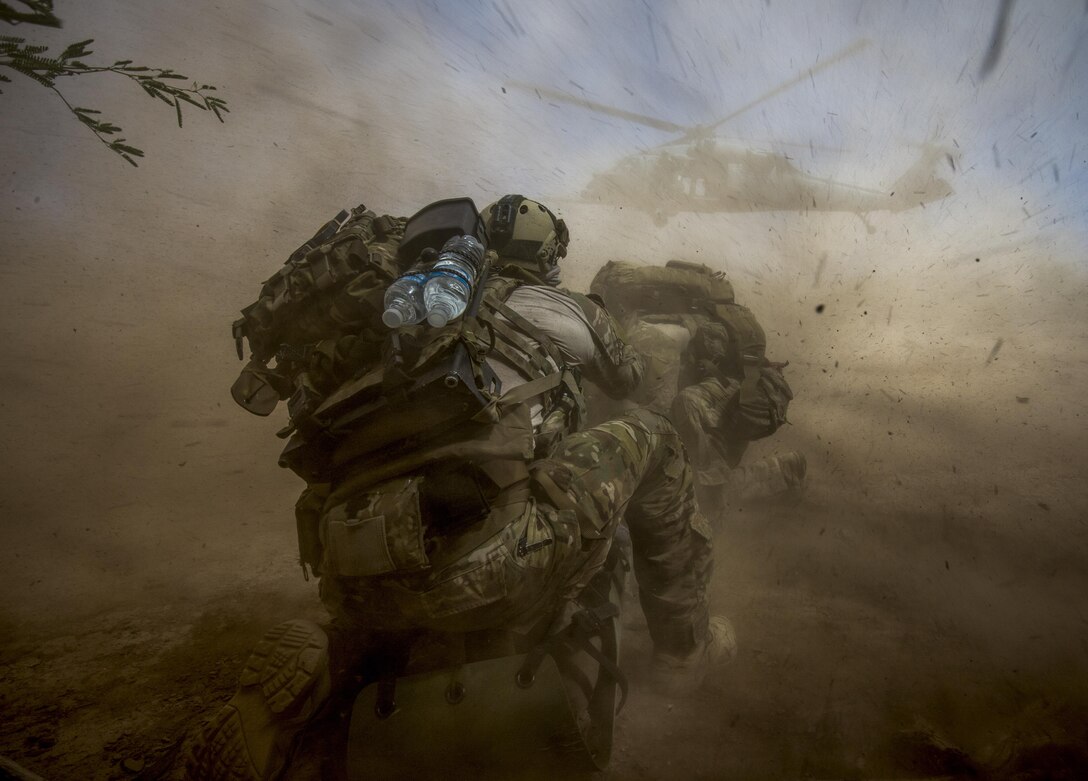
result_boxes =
[184,619,330,781]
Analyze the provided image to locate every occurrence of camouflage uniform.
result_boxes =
[239,205,712,655]
[320,406,713,656]
[314,279,712,656]
[587,262,804,522]
[190,202,720,781]
[671,374,805,508]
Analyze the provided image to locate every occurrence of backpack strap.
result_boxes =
[489,299,566,369]
[485,294,585,429]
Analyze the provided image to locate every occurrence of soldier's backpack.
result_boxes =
[589,259,737,324]
[230,204,410,419]
[589,259,791,441]
[231,199,584,577]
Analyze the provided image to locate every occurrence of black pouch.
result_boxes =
[295,486,328,578]
[230,359,287,416]
[278,431,335,483]
[419,463,495,531]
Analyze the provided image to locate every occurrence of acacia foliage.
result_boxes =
[1,0,228,165]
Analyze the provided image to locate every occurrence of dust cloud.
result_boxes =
[1,0,1086,778]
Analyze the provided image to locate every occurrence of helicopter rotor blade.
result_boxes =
[770,140,849,154]
[504,81,690,134]
[667,38,872,146]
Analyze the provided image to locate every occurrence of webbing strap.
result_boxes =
[468,370,564,425]
[517,602,628,713]
[492,300,565,369]
[488,340,540,382]
[487,316,554,375]
[495,371,563,408]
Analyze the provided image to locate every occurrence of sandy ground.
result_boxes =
[2,1,1088,778]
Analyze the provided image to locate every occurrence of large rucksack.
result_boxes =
[230,204,409,420]
[589,259,791,442]
[231,200,583,576]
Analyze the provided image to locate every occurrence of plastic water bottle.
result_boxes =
[423,235,485,327]
[381,269,429,328]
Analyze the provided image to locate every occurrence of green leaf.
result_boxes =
[110,142,144,157]
[61,40,95,60]
[173,90,203,108]
[3,28,230,167]
[7,62,54,87]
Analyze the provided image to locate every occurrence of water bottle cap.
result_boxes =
[427,310,450,328]
[382,309,405,328]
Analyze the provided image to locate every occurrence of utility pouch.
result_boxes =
[727,365,793,442]
[324,341,500,467]
[296,486,328,579]
[321,476,430,577]
[278,431,335,483]
[419,463,495,530]
[230,359,287,416]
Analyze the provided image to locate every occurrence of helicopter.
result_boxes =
[507,40,955,228]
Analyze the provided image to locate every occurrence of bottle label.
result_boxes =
[429,268,471,286]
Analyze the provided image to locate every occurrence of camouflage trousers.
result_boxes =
[319,408,713,656]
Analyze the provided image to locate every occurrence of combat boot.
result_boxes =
[778,450,807,490]
[184,618,331,781]
[648,615,737,697]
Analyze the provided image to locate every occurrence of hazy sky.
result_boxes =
[5,0,1086,235]
[339,0,1087,231]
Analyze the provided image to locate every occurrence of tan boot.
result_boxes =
[184,619,331,781]
[649,615,737,697]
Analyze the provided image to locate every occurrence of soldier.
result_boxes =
[187,197,734,780]
[589,260,806,526]
[670,333,806,511]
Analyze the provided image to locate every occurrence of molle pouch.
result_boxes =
[728,365,793,442]
[321,476,430,578]
[295,485,328,579]
[759,365,794,430]
[231,359,287,416]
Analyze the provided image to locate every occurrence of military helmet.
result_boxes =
[481,195,569,280]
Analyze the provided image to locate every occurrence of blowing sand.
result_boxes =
[2,1,1086,778]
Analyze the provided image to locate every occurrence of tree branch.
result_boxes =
[0,32,228,165]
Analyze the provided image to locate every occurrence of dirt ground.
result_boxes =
[3,1,1088,779]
